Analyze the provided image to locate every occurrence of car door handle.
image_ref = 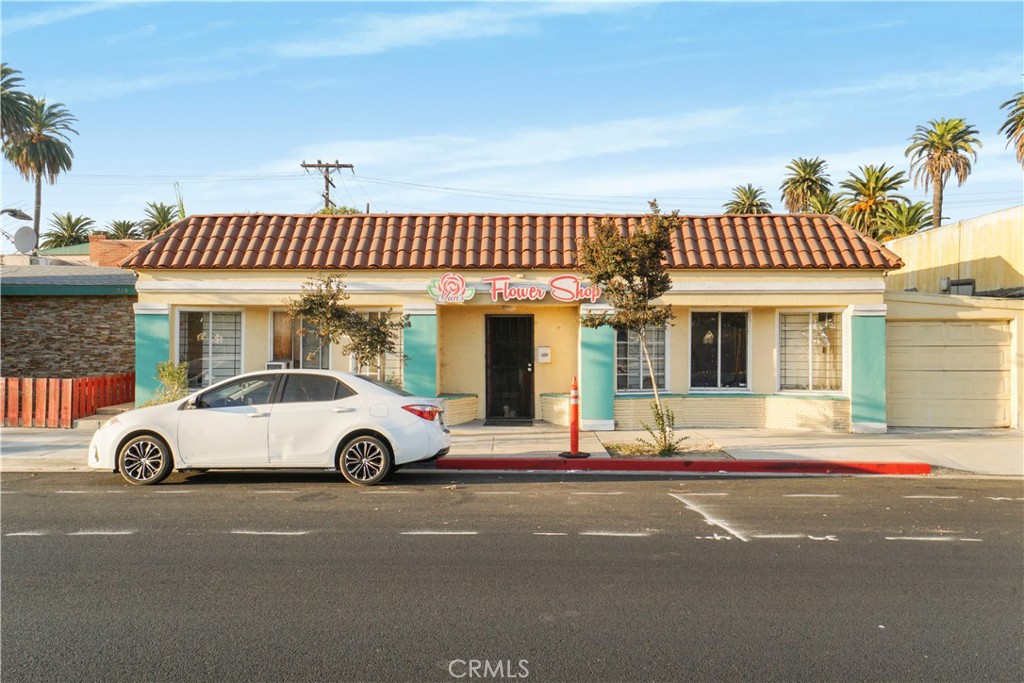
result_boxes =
[246,412,270,418]
[332,407,357,414]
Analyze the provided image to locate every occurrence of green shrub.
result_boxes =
[142,361,189,407]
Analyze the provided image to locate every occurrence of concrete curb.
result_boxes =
[434,457,932,475]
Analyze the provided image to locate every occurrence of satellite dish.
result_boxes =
[13,226,35,254]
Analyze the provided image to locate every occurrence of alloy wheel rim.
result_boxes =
[123,440,164,481]
[343,440,386,482]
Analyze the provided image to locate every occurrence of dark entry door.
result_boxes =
[485,316,534,420]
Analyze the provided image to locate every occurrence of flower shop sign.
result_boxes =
[427,273,601,304]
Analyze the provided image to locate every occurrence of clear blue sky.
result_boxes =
[2,1,1022,244]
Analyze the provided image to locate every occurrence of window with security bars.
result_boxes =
[179,311,242,389]
[779,312,843,391]
[352,311,404,388]
[272,312,330,370]
[616,326,666,392]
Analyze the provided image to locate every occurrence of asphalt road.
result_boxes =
[2,471,1022,683]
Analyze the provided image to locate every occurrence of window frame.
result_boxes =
[268,310,332,371]
[348,309,405,388]
[174,307,246,390]
[614,324,671,394]
[775,308,845,394]
[687,309,752,392]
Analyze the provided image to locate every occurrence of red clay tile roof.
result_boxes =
[121,213,903,271]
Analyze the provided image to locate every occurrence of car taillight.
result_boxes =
[402,404,439,421]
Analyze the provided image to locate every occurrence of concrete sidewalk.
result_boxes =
[1,424,1021,476]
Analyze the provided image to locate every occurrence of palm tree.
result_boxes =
[806,192,844,216]
[723,184,773,214]
[905,118,982,230]
[2,97,78,252]
[1,63,33,143]
[39,212,94,250]
[838,164,909,239]
[105,219,141,240]
[780,157,832,213]
[998,91,1024,166]
[139,201,178,238]
[874,201,933,241]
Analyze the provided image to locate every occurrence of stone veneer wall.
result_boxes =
[1,296,136,377]
[613,395,851,432]
[441,395,478,425]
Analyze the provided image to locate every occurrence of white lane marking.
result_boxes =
[533,532,568,536]
[808,535,838,541]
[6,531,47,536]
[229,530,310,536]
[401,531,478,536]
[753,534,805,539]
[681,493,729,497]
[255,490,298,494]
[987,497,1024,501]
[783,494,841,498]
[571,492,625,496]
[884,536,954,542]
[155,490,192,494]
[56,490,88,494]
[67,530,136,536]
[579,531,650,537]
[474,491,521,495]
[959,538,984,542]
[669,493,749,542]
[903,496,961,499]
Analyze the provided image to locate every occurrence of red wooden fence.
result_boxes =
[0,373,134,428]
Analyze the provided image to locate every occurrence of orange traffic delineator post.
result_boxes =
[559,376,590,459]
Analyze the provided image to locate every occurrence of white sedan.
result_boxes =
[88,370,450,486]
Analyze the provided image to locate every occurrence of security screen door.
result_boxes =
[485,316,534,420]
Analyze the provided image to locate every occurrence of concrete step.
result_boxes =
[73,402,135,430]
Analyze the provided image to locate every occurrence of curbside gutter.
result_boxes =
[433,457,932,476]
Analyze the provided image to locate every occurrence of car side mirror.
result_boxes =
[181,396,198,411]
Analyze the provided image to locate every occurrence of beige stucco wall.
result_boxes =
[884,291,1024,429]
[139,267,889,426]
[438,302,580,419]
[885,206,1024,294]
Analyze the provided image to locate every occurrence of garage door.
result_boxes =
[887,321,1012,428]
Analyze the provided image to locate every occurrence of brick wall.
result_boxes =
[613,395,851,432]
[1,296,136,377]
[88,235,148,267]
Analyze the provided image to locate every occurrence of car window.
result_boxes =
[356,375,412,396]
[279,374,354,403]
[198,375,277,409]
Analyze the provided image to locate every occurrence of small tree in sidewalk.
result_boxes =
[286,274,409,378]
[575,200,683,455]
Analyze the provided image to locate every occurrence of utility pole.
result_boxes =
[300,160,354,210]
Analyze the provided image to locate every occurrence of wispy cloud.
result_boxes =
[818,56,1021,98]
[51,65,268,103]
[272,3,630,59]
[104,23,156,46]
[2,2,123,35]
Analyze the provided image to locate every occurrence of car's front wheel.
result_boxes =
[339,435,391,486]
[118,434,173,486]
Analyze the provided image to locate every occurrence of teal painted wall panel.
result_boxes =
[135,314,170,406]
[580,325,615,421]
[404,314,438,397]
[851,315,886,424]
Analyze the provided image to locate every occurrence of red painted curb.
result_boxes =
[434,457,931,476]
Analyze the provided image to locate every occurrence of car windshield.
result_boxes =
[357,375,412,396]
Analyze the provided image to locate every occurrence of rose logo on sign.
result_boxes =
[427,273,476,304]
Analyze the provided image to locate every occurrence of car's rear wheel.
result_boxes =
[118,435,173,486]
[339,435,391,486]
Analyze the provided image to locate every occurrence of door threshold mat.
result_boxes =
[483,419,534,427]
